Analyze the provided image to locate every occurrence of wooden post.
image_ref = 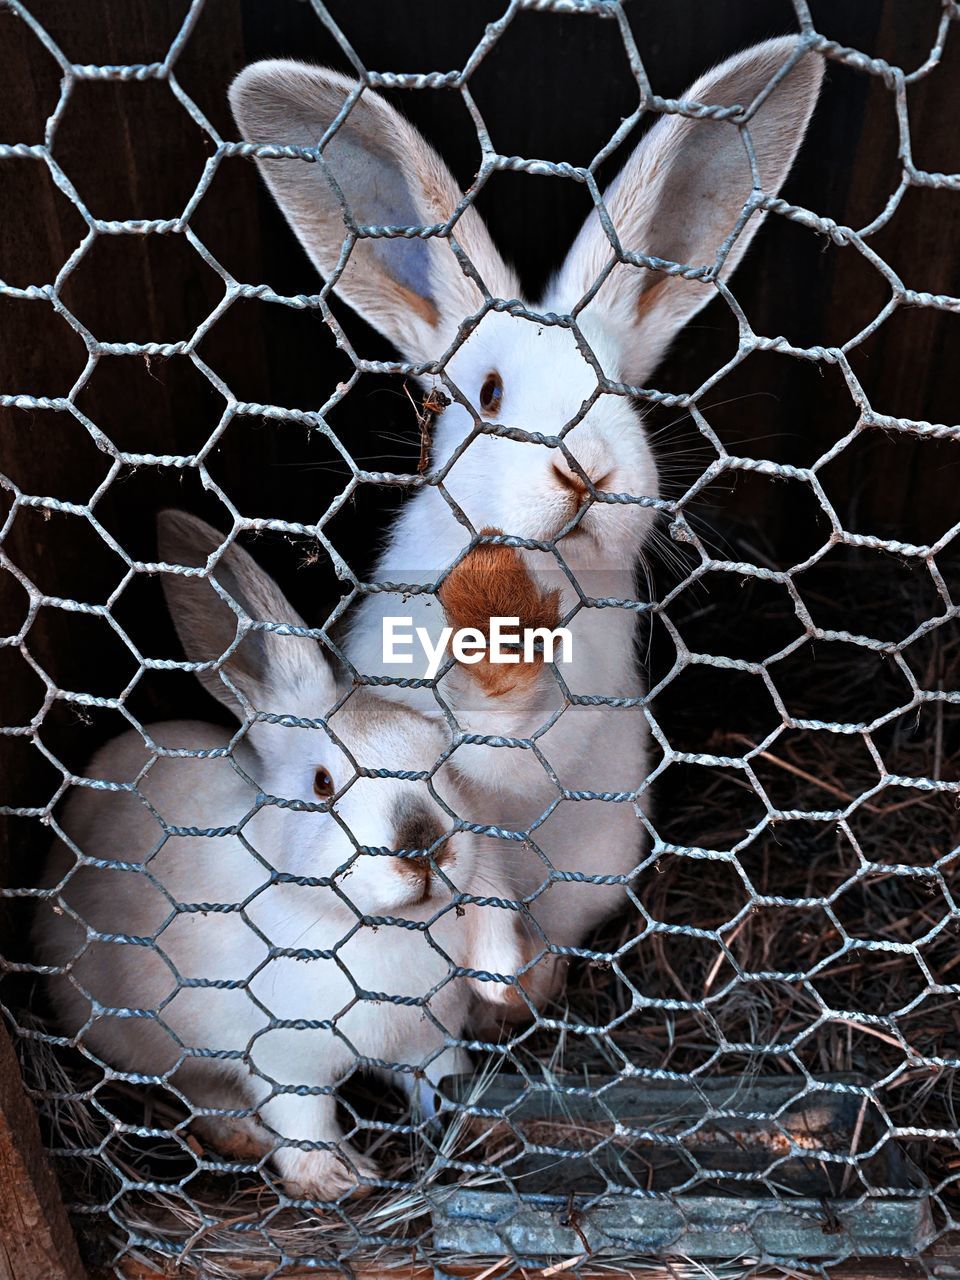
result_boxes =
[0,1023,86,1280]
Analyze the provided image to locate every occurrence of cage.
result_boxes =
[2,2,960,1279]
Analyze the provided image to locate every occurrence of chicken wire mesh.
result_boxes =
[1,0,960,1277]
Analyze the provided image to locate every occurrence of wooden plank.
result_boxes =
[0,1022,86,1280]
[105,1254,955,1280]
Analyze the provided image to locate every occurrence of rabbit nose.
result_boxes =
[391,798,451,872]
[551,461,612,503]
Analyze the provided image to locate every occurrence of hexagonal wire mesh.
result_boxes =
[1,0,960,1277]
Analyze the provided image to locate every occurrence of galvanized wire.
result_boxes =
[1,1,960,1277]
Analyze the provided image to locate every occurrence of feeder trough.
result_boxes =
[431,1073,932,1262]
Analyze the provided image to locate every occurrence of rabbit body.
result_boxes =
[229,40,822,974]
[35,516,532,1199]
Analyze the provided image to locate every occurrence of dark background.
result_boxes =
[1,0,959,944]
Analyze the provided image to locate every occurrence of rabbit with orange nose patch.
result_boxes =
[34,513,559,1200]
[230,43,822,1002]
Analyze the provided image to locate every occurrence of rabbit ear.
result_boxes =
[549,38,823,386]
[157,511,336,719]
[229,60,520,363]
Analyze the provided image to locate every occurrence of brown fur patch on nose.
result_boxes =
[552,461,611,500]
[392,797,448,868]
[551,462,588,499]
[438,530,561,697]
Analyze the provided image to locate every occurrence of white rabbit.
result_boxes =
[229,43,822,987]
[33,512,555,1199]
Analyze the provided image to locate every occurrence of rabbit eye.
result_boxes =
[479,371,503,416]
[313,767,335,800]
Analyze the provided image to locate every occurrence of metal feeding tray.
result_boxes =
[431,1073,932,1262]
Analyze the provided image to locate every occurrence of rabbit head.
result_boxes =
[230,42,822,559]
[158,511,467,917]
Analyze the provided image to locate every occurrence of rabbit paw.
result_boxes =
[474,951,568,1035]
[280,1145,380,1202]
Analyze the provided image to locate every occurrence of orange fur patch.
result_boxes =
[438,531,561,696]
